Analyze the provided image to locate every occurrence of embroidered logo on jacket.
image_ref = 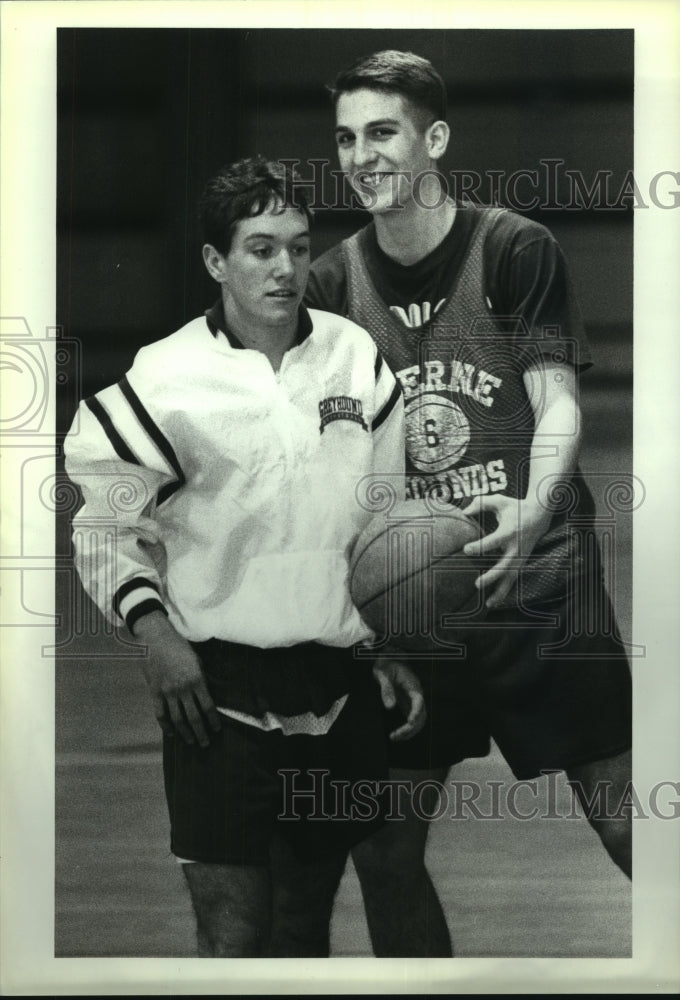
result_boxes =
[319,396,368,434]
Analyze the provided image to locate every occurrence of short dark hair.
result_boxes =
[199,156,312,255]
[329,50,447,126]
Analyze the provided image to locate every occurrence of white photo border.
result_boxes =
[1,0,679,994]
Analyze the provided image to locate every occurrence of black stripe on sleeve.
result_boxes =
[374,350,384,381]
[127,599,168,635]
[113,576,161,618]
[118,376,186,489]
[85,396,140,466]
[371,381,402,432]
[157,480,185,506]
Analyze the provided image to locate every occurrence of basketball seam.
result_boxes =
[352,518,479,610]
[356,551,478,611]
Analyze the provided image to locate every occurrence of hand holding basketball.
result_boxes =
[350,498,488,652]
[463,494,553,608]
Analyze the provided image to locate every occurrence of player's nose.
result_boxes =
[351,135,376,169]
[273,249,295,278]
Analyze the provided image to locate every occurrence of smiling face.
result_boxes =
[335,88,445,214]
[203,204,311,338]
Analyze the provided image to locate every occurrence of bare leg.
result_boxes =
[351,766,452,957]
[267,833,348,956]
[182,862,270,957]
[566,748,632,879]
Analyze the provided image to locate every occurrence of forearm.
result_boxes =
[522,360,582,525]
[130,607,174,641]
[464,364,584,605]
[526,393,582,519]
[131,607,220,746]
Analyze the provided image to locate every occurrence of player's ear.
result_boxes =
[426,120,450,161]
[202,243,228,282]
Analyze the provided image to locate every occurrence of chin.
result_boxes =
[266,301,299,320]
[369,200,407,216]
[354,181,411,215]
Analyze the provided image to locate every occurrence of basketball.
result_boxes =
[350,498,487,652]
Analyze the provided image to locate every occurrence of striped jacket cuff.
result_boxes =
[113,578,168,633]
[126,599,169,635]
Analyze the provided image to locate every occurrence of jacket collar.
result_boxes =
[205,299,313,349]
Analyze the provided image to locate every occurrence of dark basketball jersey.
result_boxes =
[331,206,598,606]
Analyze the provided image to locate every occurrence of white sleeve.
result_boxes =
[63,374,180,633]
[371,348,406,495]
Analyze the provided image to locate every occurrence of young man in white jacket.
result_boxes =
[64,156,423,957]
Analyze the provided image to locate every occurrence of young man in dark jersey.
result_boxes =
[304,50,632,957]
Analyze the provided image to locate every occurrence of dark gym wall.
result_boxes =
[57,28,633,413]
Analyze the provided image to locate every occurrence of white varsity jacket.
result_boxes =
[64,304,404,649]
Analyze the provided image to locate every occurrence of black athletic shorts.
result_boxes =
[386,578,632,779]
[163,646,389,865]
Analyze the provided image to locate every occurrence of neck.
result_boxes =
[373,195,456,266]
[223,298,298,371]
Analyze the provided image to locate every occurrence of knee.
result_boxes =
[183,863,270,957]
[194,905,265,957]
[274,878,334,924]
[567,751,632,877]
[269,843,347,922]
[584,812,632,879]
[352,822,428,885]
[268,869,339,957]
[591,811,631,853]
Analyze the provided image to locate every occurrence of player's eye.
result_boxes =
[251,246,272,258]
[336,132,354,147]
[291,244,310,257]
[372,128,396,139]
